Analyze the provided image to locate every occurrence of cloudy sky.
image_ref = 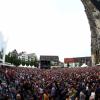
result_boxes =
[0,0,91,62]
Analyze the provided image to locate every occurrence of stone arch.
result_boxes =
[81,0,100,65]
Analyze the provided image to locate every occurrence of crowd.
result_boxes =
[0,65,100,100]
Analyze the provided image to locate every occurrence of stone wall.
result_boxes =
[81,0,100,65]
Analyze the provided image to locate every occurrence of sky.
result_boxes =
[0,0,91,62]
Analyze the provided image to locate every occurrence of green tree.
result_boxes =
[5,50,21,66]
[30,60,34,67]
[34,59,39,67]
[14,58,21,67]
[26,60,29,66]
[5,53,14,64]
[5,50,38,67]
[21,60,26,66]
[5,55,10,63]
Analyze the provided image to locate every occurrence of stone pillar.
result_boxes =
[81,0,100,65]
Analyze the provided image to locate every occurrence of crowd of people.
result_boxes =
[0,65,100,100]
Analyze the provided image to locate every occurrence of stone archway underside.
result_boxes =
[81,0,100,65]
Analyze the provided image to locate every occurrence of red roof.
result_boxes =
[64,58,78,63]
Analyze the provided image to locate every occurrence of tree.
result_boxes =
[34,59,39,67]
[5,50,39,67]
[5,52,13,64]
[30,60,34,67]
[5,50,20,66]
[21,60,26,66]
[5,55,10,63]
[14,58,21,67]
[26,60,30,66]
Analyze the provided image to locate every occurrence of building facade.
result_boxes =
[18,52,37,62]
[64,57,91,67]
[40,55,59,69]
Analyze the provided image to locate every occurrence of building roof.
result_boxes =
[40,55,59,61]
[18,52,26,56]
[64,56,91,63]
[28,53,36,57]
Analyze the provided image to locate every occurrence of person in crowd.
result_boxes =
[0,65,99,100]
[95,84,100,100]
[65,94,71,100]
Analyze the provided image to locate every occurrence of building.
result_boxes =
[64,57,91,67]
[28,53,37,61]
[18,52,28,61]
[40,55,59,69]
[18,52,37,62]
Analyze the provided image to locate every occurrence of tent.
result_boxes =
[81,63,88,67]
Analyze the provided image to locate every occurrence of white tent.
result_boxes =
[19,64,23,67]
[81,63,88,67]
[96,63,100,66]
[28,65,31,68]
[32,65,35,68]
[23,65,27,67]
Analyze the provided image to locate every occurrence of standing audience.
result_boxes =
[0,65,100,100]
